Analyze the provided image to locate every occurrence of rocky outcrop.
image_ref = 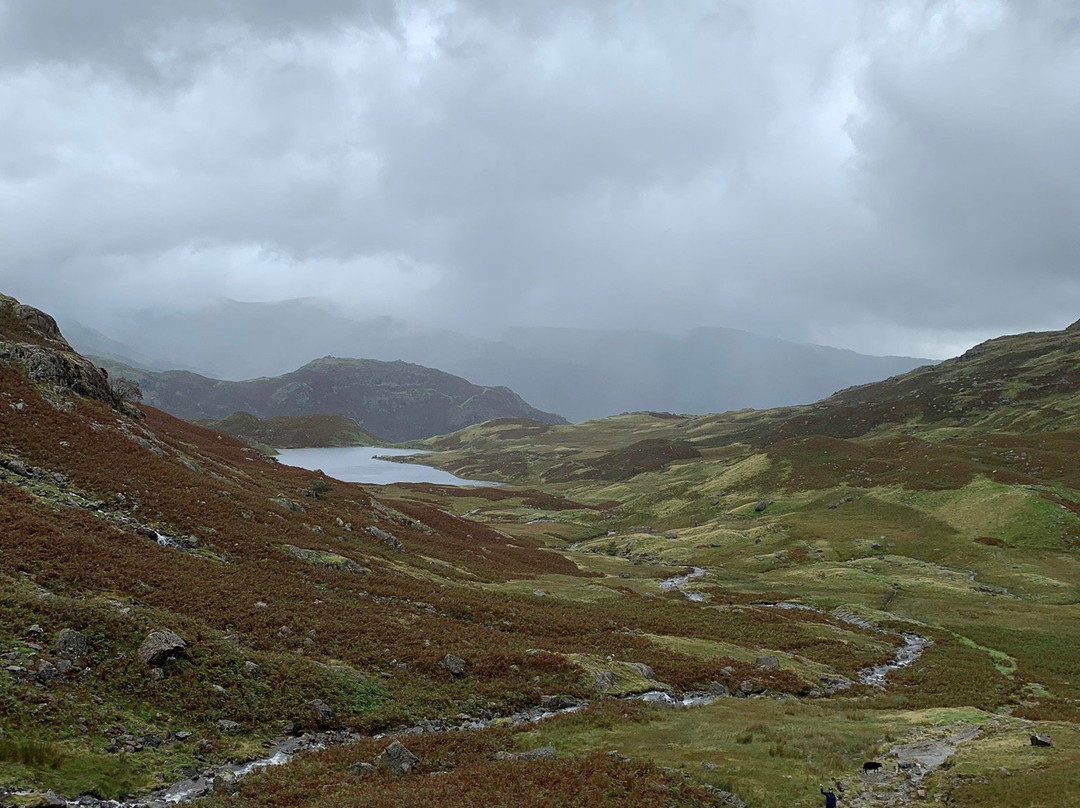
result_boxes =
[12,303,64,341]
[0,341,115,403]
[365,526,404,552]
[0,295,116,406]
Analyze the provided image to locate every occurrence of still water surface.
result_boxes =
[275,446,497,486]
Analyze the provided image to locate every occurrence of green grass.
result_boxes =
[930,721,1080,807]
[0,738,142,799]
[516,700,996,808]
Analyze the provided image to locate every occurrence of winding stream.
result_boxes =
[77,702,591,808]
[39,573,931,806]
[857,632,931,687]
[658,566,706,601]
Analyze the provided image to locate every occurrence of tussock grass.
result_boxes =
[0,738,64,769]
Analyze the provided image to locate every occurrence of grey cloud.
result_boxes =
[0,1,401,83]
[0,0,1077,357]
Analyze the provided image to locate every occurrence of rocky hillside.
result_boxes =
[195,412,385,449]
[0,294,119,408]
[100,356,568,443]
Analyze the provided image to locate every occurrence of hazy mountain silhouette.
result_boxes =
[63,299,931,422]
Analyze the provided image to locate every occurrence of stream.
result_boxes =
[766,601,932,687]
[658,566,706,601]
[660,571,932,694]
[31,573,930,806]
[57,701,593,808]
[659,572,932,691]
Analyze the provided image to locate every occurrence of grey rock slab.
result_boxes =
[373,740,419,775]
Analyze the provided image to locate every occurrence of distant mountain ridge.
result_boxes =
[100,355,567,443]
[62,299,933,422]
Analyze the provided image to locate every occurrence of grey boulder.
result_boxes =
[54,628,88,659]
[374,740,419,775]
[138,630,187,666]
[442,654,466,676]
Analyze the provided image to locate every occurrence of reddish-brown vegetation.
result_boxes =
[206,722,726,808]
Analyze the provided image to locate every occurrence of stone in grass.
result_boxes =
[495,746,557,762]
[349,761,376,777]
[755,655,779,670]
[305,699,334,727]
[625,662,655,679]
[216,720,240,733]
[708,681,729,697]
[442,653,466,676]
[517,745,557,760]
[54,628,88,659]
[373,740,420,775]
[213,769,239,792]
[269,496,305,514]
[1030,733,1053,747]
[138,629,187,666]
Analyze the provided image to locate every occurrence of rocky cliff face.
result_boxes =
[0,294,117,406]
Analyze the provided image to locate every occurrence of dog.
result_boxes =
[862,761,883,774]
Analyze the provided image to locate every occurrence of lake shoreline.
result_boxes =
[275,445,500,487]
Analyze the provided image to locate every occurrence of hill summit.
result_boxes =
[101,355,567,443]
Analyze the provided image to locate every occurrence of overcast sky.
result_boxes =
[1,0,1078,358]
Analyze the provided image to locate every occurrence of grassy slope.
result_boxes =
[194,411,385,450]
[5,304,1079,807]
[1,351,896,804]
[389,322,1080,806]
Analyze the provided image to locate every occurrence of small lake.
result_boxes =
[275,446,498,487]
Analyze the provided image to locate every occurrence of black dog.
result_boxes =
[863,761,883,773]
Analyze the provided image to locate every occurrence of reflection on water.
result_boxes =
[275,446,497,486]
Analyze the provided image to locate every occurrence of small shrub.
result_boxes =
[310,478,333,499]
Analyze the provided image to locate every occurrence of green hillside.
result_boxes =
[195,412,385,450]
[3,295,1079,808]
